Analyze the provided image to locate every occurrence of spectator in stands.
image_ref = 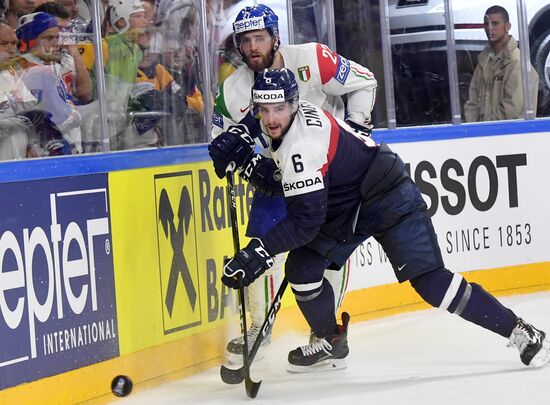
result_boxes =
[161,36,204,145]
[16,12,82,154]
[105,0,147,84]
[34,1,93,104]
[123,23,171,149]
[6,0,37,28]
[74,0,106,22]
[464,5,539,122]
[55,0,78,20]
[157,2,205,144]
[100,0,148,150]
[0,22,40,160]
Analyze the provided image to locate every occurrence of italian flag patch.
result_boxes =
[298,66,311,82]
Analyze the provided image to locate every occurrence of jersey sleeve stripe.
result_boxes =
[351,66,375,80]
[320,111,340,176]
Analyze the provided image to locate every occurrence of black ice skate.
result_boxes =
[223,324,272,369]
[509,318,550,368]
[287,312,350,373]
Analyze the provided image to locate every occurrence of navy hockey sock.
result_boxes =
[410,269,517,338]
[293,278,337,338]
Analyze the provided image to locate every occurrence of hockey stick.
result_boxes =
[224,162,261,398]
[220,276,288,385]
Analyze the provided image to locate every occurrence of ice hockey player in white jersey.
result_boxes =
[220,68,550,373]
[209,3,377,367]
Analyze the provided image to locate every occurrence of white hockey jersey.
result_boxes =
[269,101,376,198]
[211,42,377,140]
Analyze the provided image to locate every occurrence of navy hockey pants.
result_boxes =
[285,177,444,286]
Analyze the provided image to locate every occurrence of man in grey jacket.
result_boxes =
[464,5,538,122]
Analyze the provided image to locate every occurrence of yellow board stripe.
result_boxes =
[3,262,550,404]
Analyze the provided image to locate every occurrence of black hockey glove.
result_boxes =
[345,119,373,137]
[222,238,274,289]
[240,153,283,196]
[208,124,255,179]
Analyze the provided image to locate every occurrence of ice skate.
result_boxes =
[509,318,550,368]
[287,312,350,373]
[223,324,272,369]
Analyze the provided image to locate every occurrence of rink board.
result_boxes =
[347,129,550,288]
[1,120,550,404]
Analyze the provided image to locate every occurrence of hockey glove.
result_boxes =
[240,154,283,196]
[345,119,373,137]
[208,124,255,179]
[222,238,274,289]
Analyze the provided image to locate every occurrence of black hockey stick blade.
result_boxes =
[245,378,261,398]
[238,285,262,398]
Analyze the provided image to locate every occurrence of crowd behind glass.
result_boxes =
[0,0,546,161]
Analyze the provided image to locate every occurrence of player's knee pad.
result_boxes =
[410,269,472,315]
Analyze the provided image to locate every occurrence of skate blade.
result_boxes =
[286,358,346,374]
[223,347,266,369]
[529,338,550,368]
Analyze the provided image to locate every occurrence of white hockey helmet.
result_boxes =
[109,0,145,33]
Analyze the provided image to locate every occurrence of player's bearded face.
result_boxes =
[257,102,293,139]
[239,30,275,71]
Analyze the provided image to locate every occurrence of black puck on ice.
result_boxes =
[111,375,133,397]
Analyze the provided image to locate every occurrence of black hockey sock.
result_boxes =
[294,278,337,338]
[455,283,517,338]
[411,269,517,338]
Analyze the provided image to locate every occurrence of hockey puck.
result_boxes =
[220,365,244,384]
[111,375,133,397]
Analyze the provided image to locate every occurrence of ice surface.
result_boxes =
[114,291,550,404]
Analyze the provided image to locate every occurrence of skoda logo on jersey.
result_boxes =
[283,173,324,197]
[233,16,265,34]
[252,89,285,103]
[155,171,201,334]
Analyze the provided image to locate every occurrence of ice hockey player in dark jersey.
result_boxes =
[213,68,550,373]
[210,3,376,368]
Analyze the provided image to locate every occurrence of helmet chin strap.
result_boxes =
[267,36,280,68]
